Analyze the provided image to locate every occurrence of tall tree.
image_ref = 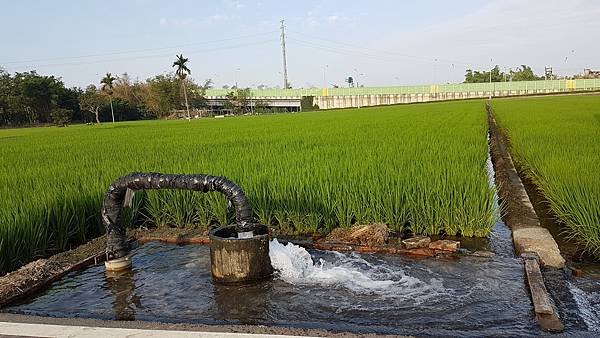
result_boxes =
[464,66,504,83]
[80,85,103,124]
[172,54,191,120]
[510,65,542,81]
[465,65,542,83]
[144,74,180,118]
[101,73,116,123]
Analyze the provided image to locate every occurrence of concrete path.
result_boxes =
[0,321,312,338]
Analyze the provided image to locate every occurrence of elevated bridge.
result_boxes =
[203,79,600,112]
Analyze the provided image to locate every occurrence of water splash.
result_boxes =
[569,281,600,332]
[269,239,444,301]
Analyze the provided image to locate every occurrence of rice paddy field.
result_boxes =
[0,100,497,274]
[492,95,600,258]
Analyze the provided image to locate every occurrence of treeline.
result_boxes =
[0,68,211,127]
[0,70,82,126]
[464,65,544,83]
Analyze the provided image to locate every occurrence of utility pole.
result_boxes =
[354,68,363,108]
[433,58,438,84]
[489,70,492,100]
[489,58,493,100]
[280,19,289,89]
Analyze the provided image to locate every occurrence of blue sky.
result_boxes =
[1,0,599,88]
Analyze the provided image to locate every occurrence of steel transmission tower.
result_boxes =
[280,19,289,89]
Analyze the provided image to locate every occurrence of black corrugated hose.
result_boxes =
[102,173,257,261]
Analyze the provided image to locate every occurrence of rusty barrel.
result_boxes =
[209,224,273,284]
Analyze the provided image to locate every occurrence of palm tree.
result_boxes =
[172,54,191,120]
[101,73,116,123]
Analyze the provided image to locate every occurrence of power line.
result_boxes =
[286,29,483,68]
[287,37,408,64]
[6,40,278,69]
[2,31,279,65]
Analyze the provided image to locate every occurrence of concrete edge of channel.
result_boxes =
[487,101,567,332]
[487,102,565,268]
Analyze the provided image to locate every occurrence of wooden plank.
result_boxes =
[524,258,553,315]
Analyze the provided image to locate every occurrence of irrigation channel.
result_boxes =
[2,145,599,336]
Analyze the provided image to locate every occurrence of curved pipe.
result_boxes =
[102,172,256,262]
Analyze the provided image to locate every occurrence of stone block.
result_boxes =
[402,236,431,249]
[429,239,460,252]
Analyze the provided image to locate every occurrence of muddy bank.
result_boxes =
[0,236,107,308]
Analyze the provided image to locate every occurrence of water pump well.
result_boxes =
[102,172,273,284]
[209,224,272,284]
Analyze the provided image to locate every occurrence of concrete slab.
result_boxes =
[0,322,312,338]
[514,228,565,269]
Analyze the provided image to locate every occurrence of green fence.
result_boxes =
[204,79,600,97]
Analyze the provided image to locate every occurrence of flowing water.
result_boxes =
[569,278,600,332]
[5,238,600,336]
[5,240,536,337]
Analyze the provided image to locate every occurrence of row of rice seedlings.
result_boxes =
[493,95,600,258]
[0,100,496,274]
[139,100,495,235]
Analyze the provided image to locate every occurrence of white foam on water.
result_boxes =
[568,281,600,332]
[269,239,445,301]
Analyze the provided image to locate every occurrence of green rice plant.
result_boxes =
[493,95,600,258]
[0,100,497,274]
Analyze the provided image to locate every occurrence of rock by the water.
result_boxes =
[472,250,495,258]
[429,239,460,252]
[326,224,389,247]
[402,236,431,249]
